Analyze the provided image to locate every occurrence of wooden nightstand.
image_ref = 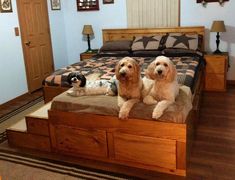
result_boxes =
[80,49,98,61]
[204,52,228,91]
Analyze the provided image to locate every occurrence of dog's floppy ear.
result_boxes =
[145,61,156,80]
[115,61,121,80]
[78,74,86,87]
[67,72,75,85]
[166,62,177,82]
[132,59,141,83]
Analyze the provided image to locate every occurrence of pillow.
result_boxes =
[132,50,162,57]
[131,35,164,51]
[162,48,203,57]
[99,40,132,52]
[165,33,199,50]
[98,50,130,56]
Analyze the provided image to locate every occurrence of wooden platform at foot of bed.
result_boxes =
[5,102,199,178]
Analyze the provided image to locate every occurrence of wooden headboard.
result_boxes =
[102,26,205,51]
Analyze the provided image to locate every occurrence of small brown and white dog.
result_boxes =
[142,56,179,119]
[115,57,143,119]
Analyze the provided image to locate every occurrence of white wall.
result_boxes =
[63,0,127,64]
[0,0,68,104]
[181,0,235,80]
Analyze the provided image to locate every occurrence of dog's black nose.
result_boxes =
[120,71,126,76]
[158,70,162,75]
[71,77,78,82]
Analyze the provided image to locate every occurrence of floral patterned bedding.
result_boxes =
[43,56,204,91]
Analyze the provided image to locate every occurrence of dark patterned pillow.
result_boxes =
[133,50,162,57]
[163,48,203,57]
[100,40,132,52]
[165,33,199,50]
[131,35,164,51]
[98,50,130,56]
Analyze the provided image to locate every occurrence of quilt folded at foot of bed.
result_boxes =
[51,86,192,124]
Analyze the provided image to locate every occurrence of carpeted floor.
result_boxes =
[0,90,44,143]
[0,147,132,180]
[0,91,140,180]
[0,89,43,121]
[0,97,134,180]
[0,101,44,143]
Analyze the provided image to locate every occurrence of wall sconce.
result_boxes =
[201,0,207,7]
[219,0,225,6]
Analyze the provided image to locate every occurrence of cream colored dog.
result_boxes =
[142,56,179,119]
[115,57,142,119]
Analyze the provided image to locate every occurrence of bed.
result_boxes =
[43,26,205,103]
[43,26,205,177]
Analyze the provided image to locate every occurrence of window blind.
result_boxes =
[126,0,180,28]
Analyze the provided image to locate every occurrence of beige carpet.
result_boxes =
[0,100,132,180]
[0,151,129,180]
[0,101,45,134]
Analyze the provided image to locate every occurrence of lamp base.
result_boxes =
[213,49,222,54]
[85,49,93,53]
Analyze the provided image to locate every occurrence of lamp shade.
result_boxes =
[82,25,94,35]
[210,21,226,32]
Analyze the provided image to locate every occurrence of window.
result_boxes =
[126,0,180,28]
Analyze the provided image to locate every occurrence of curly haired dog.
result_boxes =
[115,57,142,119]
[142,56,179,119]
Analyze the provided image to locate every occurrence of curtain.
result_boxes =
[126,0,180,28]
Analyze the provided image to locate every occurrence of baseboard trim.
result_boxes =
[227,80,235,85]
[0,92,29,107]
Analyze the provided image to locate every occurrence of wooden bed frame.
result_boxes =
[43,26,205,103]
[8,26,205,178]
[46,66,204,177]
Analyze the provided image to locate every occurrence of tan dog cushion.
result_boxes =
[51,86,192,124]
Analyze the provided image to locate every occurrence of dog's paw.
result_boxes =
[152,110,163,120]
[119,110,129,120]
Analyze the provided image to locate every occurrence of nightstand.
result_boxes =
[80,49,98,61]
[204,52,228,91]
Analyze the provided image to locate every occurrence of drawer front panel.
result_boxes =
[113,132,176,170]
[205,57,226,73]
[205,73,225,91]
[26,117,49,136]
[55,125,108,158]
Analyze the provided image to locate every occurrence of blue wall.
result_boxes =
[63,0,127,64]
[0,0,27,104]
[1,0,235,104]
[181,0,235,80]
[48,0,68,69]
[0,0,68,104]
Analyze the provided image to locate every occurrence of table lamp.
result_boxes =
[210,21,226,54]
[82,25,94,52]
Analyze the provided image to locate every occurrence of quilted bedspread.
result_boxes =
[43,56,203,90]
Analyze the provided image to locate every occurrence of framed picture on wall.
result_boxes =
[77,0,99,11]
[51,0,61,10]
[0,0,13,13]
[103,0,114,4]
